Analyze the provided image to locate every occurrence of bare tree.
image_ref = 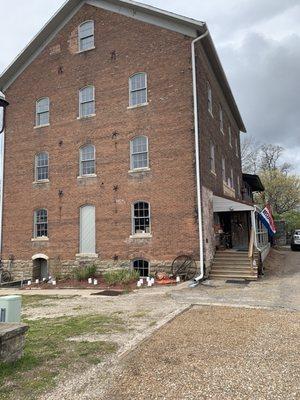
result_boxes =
[240,135,261,174]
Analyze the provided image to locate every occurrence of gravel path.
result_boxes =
[103,305,300,400]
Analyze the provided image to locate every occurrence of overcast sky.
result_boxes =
[0,0,299,172]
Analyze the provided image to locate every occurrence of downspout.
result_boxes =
[0,93,6,255]
[189,30,209,288]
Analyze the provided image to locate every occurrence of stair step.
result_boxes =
[211,267,257,273]
[213,259,251,265]
[209,273,257,281]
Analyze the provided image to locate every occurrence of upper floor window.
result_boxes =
[129,73,147,107]
[235,137,239,157]
[79,86,95,118]
[36,98,49,127]
[80,144,96,176]
[207,82,213,115]
[132,201,151,235]
[219,105,224,132]
[34,209,48,238]
[210,143,215,173]
[230,168,234,189]
[222,157,226,182]
[78,21,94,52]
[35,152,49,181]
[229,126,232,147]
[130,136,149,170]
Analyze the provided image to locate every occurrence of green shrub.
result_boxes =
[74,265,98,281]
[103,269,140,286]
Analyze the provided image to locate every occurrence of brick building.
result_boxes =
[0,0,268,281]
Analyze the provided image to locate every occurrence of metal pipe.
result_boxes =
[189,30,209,288]
[0,91,7,255]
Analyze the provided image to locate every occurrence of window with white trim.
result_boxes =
[36,98,49,127]
[79,86,95,118]
[34,209,48,238]
[207,82,213,115]
[78,21,94,52]
[133,259,149,277]
[237,175,241,196]
[219,105,224,132]
[229,126,232,147]
[132,202,151,235]
[80,205,96,254]
[35,152,49,181]
[130,136,149,170]
[80,144,95,176]
[129,73,147,107]
[222,157,226,183]
[210,143,215,173]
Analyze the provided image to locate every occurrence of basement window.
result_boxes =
[133,259,149,277]
[78,21,94,52]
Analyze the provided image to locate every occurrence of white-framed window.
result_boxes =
[129,73,147,107]
[235,137,239,157]
[229,126,232,147]
[80,205,96,254]
[34,209,48,238]
[222,157,226,183]
[78,20,94,52]
[130,136,149,170]
[80,144,96,176]
[79,86,95,118]
[210,143,215,173]
[207,82,213,115]
[219,105,224,132]
[132,201,151,235]
[237,175,241,196]
[133,259,149,277]
[36,97,49,127]
[35,152,49,181]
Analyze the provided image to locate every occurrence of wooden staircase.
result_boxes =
[209,250,258,281]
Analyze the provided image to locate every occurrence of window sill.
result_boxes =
[77,114,96,120]
[31,237,49,242]
[76,46,96,54]
[220,129,224,135]
[75,253,98,259]
[33,179,50,184]
[208,110,214,118]
[210,170,216,177]
[34,124,50,129]
[128,167,150,174]
[130,234,152,239]
[77,174,97,179]
[127,102,149,110]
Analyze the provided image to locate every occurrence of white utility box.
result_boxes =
[0,295,22,323]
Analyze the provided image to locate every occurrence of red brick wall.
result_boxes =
[195,43,243,200]
[2,4,200,265]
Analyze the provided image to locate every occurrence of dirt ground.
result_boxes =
[0,248,299,399]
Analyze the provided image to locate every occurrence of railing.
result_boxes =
[248,227,256,271]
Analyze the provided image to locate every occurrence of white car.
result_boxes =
[291,230,300,251]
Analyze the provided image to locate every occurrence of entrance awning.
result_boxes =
[213,195,254,213]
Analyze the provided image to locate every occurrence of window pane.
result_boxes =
[133,202,150,234]
[80,36,94,51]
[80,101,95,117]
[132,137,147,153]
[82,160,95,175]
[37,98,49,113]
[130,89,147,107]
[79,21,94,39]
[80,87,94,103]
[133,153,148,169]
[131,74,146,91]
[37,166,48,180]
[81,145,95,161]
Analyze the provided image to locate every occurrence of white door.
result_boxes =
[80,205,96,254]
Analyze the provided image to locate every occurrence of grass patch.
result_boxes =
[21,295,79,309]
[0,313,124,400]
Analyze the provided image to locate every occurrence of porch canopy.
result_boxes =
[213,195,254,213]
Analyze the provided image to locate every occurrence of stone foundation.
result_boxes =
[0,323,29,363]
[3,258,178,281]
